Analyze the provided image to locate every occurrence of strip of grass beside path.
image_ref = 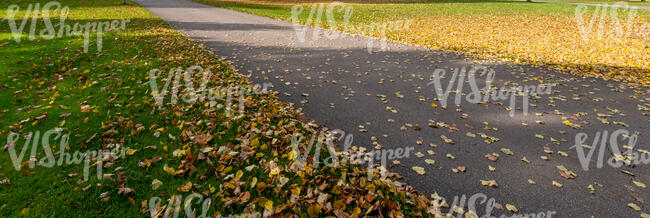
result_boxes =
[0,0,437,216]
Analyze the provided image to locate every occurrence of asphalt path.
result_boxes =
[135,0,650,216]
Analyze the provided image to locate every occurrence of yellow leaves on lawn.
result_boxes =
[402,14,650,86]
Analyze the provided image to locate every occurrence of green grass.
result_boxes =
[532,0,649,6]
[0,0,224,216]
[0,0,435,217]
[193,0,649,27]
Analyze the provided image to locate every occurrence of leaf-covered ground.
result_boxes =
[193,0,650,86]
[0,0,438,216]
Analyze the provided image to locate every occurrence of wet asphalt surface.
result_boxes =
[135,0,650,217]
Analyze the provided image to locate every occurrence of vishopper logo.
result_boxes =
[147,194,260,218]
[4,128,128,181]
[289,129,413,180]
[3,1,130,53]
[571,129,648,171]
[431,192,556,218]
[148,194,212,218]
[427,65,556,117]
[290,2,412,53]
[574,2,649,42]
[148,65,271,116]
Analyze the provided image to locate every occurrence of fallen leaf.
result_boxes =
[481,180,498,187]
[151,179,163,190]
[633,180,646,188]
[628,203,641,211]
[552,180,563,188]
[412,166,426,175]
[179,181,192,192]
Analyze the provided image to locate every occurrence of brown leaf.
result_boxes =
[193,134,213,145]
[630,192,644,203]
[118,187,134,195]
[240,191,250,203]
[485,154,498,162]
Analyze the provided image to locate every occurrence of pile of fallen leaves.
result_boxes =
[138,30,440,217]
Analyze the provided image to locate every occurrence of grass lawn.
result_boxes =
[0,0,435,216]
[533,0,649,7]
[192,0,650,86]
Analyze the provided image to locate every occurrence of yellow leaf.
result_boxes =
[552,180,563,188]
[179,182,192,192]
[163,165,175,175]
[505,204,518,213]
[291,186,301,195]
[288,150,297,160]
[633,180,646,188]
[151,179,163,190]
[628,203,641,211]
[125,149,137,156]
[501,148,514,155]
[307,204,321,216]
[264,200,273,211]
[235,170,244,180]
[412,166,426,175]
[481,180,498,187]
